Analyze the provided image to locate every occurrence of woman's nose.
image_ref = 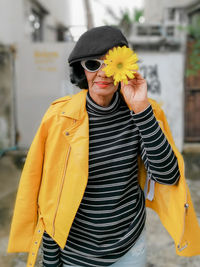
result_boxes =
[97,65,106,77]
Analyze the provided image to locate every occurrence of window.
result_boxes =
[56,26,73,42]
[168,8,175,21]
[28,1,48,42]
[166,26,174,36]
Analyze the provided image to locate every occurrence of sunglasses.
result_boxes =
[81,59,106,72]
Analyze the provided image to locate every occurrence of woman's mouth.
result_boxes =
[95,81,111,88]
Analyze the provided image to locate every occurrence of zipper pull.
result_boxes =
[178,242,188,251]
[184,203,189,214]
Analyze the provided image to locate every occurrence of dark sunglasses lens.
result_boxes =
[85,60,101,71]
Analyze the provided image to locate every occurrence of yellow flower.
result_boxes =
[103,46,139,85]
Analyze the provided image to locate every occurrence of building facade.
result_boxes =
[128,0,200,151]
[0,0,75,149]
[0,0,72,44]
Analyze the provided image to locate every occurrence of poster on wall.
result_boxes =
[138,52,184,151]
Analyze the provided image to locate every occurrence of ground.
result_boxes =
[0,152,200,267]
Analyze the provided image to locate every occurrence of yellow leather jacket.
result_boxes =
[7,90,200,267]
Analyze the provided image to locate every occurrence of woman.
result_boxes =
[7,26,200,267]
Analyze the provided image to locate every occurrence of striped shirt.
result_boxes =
[42,91,180,267]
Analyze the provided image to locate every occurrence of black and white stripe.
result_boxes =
[42,232,62,267]
[42,91,179,266]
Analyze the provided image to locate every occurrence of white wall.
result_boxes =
[138,51,184,151]
[16,42,79,148]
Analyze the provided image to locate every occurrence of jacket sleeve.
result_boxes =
[7,109,50,253]
[131,104,180,185]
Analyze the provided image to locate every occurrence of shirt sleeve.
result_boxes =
[131,104,180,185]
[42,231,62,267]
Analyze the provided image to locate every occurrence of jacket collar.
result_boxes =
[54,89,158,121]
[55,90,88,121]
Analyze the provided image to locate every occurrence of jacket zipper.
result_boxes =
[177,164,189,251]
[52,145,71,237]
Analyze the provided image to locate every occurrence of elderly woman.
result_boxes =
[7,26,200,267]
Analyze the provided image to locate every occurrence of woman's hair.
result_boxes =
[70,62,88,89]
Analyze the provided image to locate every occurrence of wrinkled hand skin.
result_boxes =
[121,72,150,114]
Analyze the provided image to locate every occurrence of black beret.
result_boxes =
[68,26,129,66]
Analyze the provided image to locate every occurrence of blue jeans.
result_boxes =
[63,229,147,267]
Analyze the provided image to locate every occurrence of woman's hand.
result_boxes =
[121,72,149,113]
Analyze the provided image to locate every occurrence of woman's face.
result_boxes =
[83,56,118,103]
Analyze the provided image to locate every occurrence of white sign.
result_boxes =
[16,42,79,148]
[138,52,184,151]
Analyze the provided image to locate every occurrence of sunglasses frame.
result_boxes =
[81,59,105,72]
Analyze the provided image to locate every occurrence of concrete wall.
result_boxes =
[33,0,71,42]
[16,42,79,148]
[144,0,196,23]
[164,0,196,8]
[144,0,165,23]
[0,0,25,44]
[39,0,70,26]
[138,51,184,151]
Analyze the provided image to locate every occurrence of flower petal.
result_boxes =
[103,46,139,82]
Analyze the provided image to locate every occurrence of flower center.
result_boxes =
[117,62,123,69]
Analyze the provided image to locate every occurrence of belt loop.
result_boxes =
[147,179,155,201]
[144,172,151,198]
[144,172,155,201]
[27,217,44,267]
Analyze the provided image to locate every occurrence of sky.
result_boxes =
[69,0,144,40]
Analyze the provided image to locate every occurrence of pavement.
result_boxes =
[0,152,200,267]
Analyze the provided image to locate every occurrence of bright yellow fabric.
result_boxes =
[7,90,200,263]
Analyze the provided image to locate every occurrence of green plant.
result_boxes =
[103,7,144,35]
[186,40,200,77]
[185,16,200,77]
